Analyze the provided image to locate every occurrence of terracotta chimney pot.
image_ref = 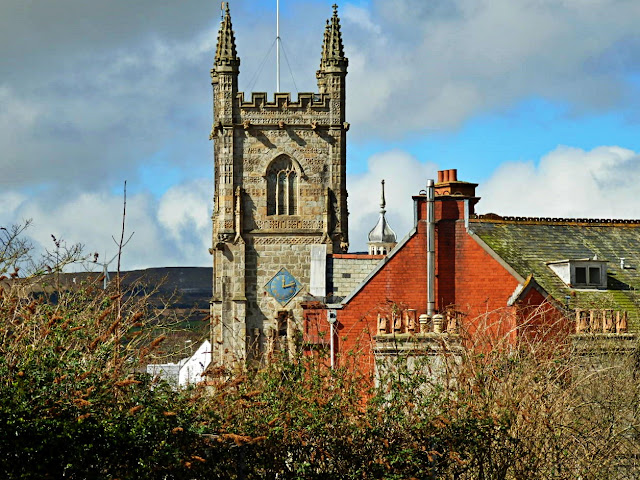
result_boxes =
[449,169,457,182]
[437,170,444,183]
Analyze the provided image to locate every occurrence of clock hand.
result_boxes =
[281,276,296,289]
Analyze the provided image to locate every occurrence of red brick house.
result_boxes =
[302,169,638,376]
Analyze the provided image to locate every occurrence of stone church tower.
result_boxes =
[210,5,349,367]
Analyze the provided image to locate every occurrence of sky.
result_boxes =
[2,0,640,271]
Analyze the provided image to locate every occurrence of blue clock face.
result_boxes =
[265,268,302,306]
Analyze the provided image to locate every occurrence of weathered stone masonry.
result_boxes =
[210,5,349,367]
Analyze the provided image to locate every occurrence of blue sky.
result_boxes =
[2,0,640,269]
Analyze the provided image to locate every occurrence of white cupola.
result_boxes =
[367,180,397,255]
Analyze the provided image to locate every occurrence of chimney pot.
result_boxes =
[449,169,457,182]
[443,170,450,182]
[437,170,444,183]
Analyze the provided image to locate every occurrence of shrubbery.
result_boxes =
[2,226,640,478]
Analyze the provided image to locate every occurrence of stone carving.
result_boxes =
[617,311,628,333]
[590,310,602,333]
[575,310,588,333]
[253,219,323,230]
[393,312,402,333]
[603,309,615,333]
[446,313,459,334]
[217,233,234,243]
[252,236,324,245]
[377,314,388,335]
[405,309,416,334]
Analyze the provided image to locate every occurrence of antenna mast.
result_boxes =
[276,0,281,92]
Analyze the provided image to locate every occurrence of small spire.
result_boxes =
[319,4,348,72]
[368,179,397,254]
[214,3,240,72]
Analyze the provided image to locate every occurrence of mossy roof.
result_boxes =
[469,217,640,330]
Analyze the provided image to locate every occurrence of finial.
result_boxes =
[318,3,347,72]
[368,179,397,250]
[214,2,240,72]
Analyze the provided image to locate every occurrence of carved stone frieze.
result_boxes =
[252,219,324,230]
[252,236,325,245]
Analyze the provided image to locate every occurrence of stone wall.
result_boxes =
[327,254,383,299]
[210,6,349,368]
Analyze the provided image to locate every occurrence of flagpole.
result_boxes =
[276,0,281,93]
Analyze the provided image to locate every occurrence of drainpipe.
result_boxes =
[426,179,436,317]
[327,309,337,369]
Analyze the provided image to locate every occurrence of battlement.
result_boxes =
[237,92,330,111]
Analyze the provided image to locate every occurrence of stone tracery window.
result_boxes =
[267,156,298,215]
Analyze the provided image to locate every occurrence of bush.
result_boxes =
[0,275,212,479]
[2,225,640,478]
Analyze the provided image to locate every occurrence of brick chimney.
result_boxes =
[434,168,480,218]
[435,169,477,197]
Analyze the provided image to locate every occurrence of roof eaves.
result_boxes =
[507,274,553,307]
[466,228,526,284]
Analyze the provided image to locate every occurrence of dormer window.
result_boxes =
[546,258,608,290]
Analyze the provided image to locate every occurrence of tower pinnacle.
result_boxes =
[214,4,240,72]
[319,4,348,72]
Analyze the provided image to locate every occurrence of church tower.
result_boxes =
[210,4,349,368]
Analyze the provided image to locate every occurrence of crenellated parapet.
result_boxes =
[238,92,330,111]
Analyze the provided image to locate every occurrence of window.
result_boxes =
[547,258,608,289]
[266,156,298,215]
[573,264,604,287]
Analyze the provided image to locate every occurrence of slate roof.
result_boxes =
[469,216,640,330]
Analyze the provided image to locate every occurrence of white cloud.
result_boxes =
[4,144,640,270]
[478,145,640,219]
[16,191,168,271]
[158,178,211,262]
[1,180,213,272]
[343,0,640,136]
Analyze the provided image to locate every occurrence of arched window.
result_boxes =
[267,156,298,215]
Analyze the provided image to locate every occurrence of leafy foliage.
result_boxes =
[2,224,640,478]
